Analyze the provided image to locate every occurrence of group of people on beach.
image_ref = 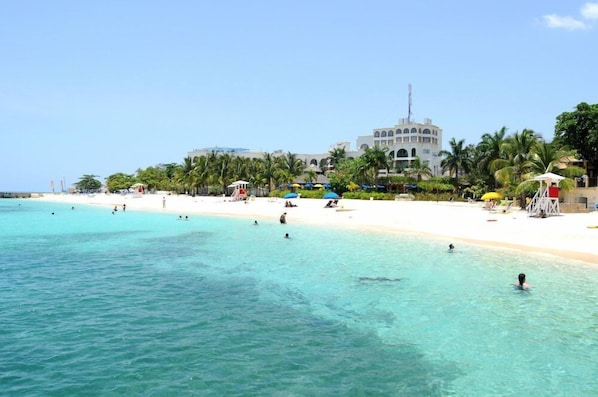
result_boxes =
[324,199,339,208]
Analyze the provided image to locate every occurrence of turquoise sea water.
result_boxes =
[0,199,596,396]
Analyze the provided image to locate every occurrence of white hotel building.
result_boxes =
[356,117,443,176]
[188,117,443,176]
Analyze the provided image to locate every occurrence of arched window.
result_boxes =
[388,130,393,137]
[389,150,395,158]
[381,130,387,137]
[374,131,380,138]
[310,159,318,166]
[397,149,408,158]
[411,148,417,157]
[423,128,431,134]
[403,128,409,134]
[360,144,369,150]
[411,128,417,134]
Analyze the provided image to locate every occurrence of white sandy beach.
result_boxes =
[33,193,598,265]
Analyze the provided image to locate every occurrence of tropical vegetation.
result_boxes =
[77,102,594,201]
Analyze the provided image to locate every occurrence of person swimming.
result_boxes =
[448,243,455,253]
[514,273,530,290]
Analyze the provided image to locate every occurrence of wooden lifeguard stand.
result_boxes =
[526,172,565,217]
[229,180,249,201]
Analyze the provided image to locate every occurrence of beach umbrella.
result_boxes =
[283,193,298,199]
[481,192,502,201]
[322,192,340,199]
[314,184,323,189]
[292,183,301,188]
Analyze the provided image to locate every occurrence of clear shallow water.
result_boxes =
[0,199,596,396]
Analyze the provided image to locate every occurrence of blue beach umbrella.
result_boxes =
[283,193,298,199]
[322,192,340,199]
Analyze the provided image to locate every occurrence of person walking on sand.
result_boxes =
[162,197,166,209]
[280,212,287,224]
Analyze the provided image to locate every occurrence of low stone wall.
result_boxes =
[1,192,33,198]
[560,203,590,213]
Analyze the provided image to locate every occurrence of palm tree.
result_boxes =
[178,156,197,195]
[476,127,508,188]
[517,141,585,194]
[405,157,432,182]
[328,147,347,170]
[491,129,539,195]
[193,155,211,195]
[280,152,305,179]
[262,153,276,192]
[215,153,233,192]
[440,138,472,188]
[304,169,317,184]
[362,146,390,186]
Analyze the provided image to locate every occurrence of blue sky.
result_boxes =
[1,1,597,192]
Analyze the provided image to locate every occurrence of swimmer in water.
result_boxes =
[514,273,530,290]
[448,243,455,253]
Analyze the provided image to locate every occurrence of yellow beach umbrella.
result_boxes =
[481,192,502,201]
[292,183,301,188]
[314,183,323,189]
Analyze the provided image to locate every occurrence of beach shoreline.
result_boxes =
[31,193,598,266]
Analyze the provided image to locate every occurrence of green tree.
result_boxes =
[261,153,277,192]
[328,147,347,170]
[405,157,432,182]
[517,140,585,194]
[304,169,317,184]
[491,129,539,194]
[105,173,136,192]
[327,159,354,193]
[361,146,390,186]
[177,157,197,195]
[76,174,102,192]
[476,127,508,189]
[554,102,598,168]
[439,138,472,188]
[280,152,305,178]
[136,166,169,191]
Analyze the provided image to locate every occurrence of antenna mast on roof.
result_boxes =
[407,84,412,123]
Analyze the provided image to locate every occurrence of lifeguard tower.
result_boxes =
[526,172,565,217]
[229,180,249,201]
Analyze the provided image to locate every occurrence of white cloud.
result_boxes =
[581,2,598,20]
[542,14,588,30]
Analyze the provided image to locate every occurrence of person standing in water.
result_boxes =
[514,273,530,290]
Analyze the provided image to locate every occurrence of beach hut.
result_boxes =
[526,172,565,217]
